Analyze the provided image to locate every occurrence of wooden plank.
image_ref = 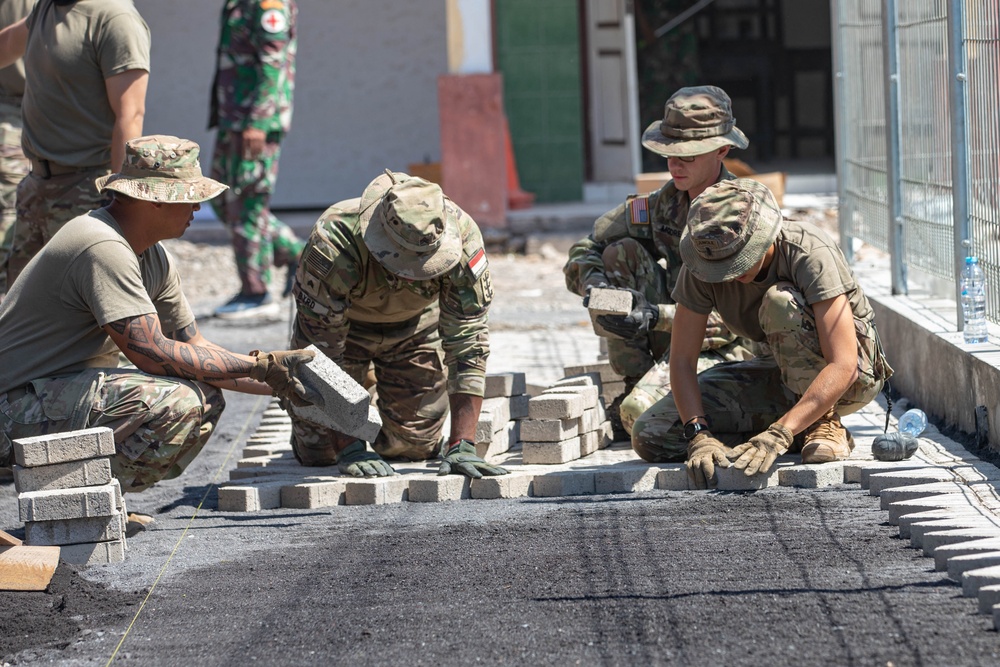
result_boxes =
[0,529,22,546]
[0,544,61,591]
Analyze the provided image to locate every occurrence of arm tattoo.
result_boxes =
[167,322,199,343]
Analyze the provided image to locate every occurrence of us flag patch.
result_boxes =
[628,195,649,225]
[468,247,488,279]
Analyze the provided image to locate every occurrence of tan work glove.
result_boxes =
[686,431,733,490]
[249,349,317,407]
[728,423,794,476]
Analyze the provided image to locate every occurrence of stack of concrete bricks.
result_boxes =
[562,361,625,410]
[474,372,530,458]
[13,427,127,565]
[520,369,618,465]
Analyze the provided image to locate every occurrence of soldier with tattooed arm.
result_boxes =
[0,135,315,494]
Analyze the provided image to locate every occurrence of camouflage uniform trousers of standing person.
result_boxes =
[0,97,27,299]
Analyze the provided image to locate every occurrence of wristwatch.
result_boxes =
[683,417,711,441]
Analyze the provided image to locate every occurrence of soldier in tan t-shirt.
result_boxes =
[631,178,893,489]
[0,136,316,499]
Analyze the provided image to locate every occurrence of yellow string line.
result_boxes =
[104,394,266,666]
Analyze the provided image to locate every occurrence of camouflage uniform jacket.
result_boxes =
[294,199,493,397]
[563,166,736,297]
[209,0,296,133]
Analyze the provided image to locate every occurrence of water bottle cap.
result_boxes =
[966,256,979,264]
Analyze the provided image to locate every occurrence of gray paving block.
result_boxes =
[13,427,115,468]
[962,564,1000,597]
[18,480,120,522]
[714,464,779,491]
[475,397,512,443]
[532,470,596,497]
[528,393,585,420]
[217,482,285,512]
[484,372,527,398]
[978,584,1000,615]
[242,443,294,457]
[867,467,956,495]
[898,509,987,538]
[470,473,533,499]
[778,463,846,488]
[521,417,581,443]
[920,528,1000,556]
[542,384,599,410]
[344,477,409,505]
[587,287,633,338]
[656,466,689,490]
[933,538,1000,571]
[477,421,519,459]
[408,475,470,502]
[947,553,1000,584]
[59,539,125,566]
[25,511,125,546]
[280,480,348,509]
[890,493,983,524]
[13,457,113,493]
[594,467,659,494]
[289,345,381,441]
[579,430,600,457]
[880,481,967,511]
[510,394,530,420]
[910,519,1000,548]
[562,362,622,384]
[845,461,929,487]
[600,381,626,403]
[550,374,598,389]
[522,438,581,465]
[580,406,601,434]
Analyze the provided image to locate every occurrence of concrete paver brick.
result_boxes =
[218,482,286,511]
[470,473,533,499]
[579,430,600,457]
[879,481,967,511]
[778,463,846,488]
[586,287,633,339]
[844,461,929,486]
[13,457,113,494]
[408,475,470,502]
[25,512,124,546]
[18,481,121,522]
[344,477,409,505]
[523,438,581,465]
[978,584,1000,615]
[550,375,597,389]
[13,427,115,468]
[59,539,125,566]
[484,372,527,398]
[509,394,529,420]
[594,467,659,494]
[563,362,622,384]
[920,528,1000,555]
[477,421,519,459]
[600,381,625,404]
[962,564,1000,597]
[533,470,596,497]
[890,491,984,524]
[714,465,780,491]
[528,393,585,420]
[947,553,1000,584]
[521,417,581,443]
[867,468,957,496]
[897,508,988,539]
[242,443,294,457]
[909,519,1000,547]
[290,344,382,441]
[933,538,1000,570]
[475,397,512,443]
[280,480,348,508]
[655,466,689,490]
[581,407,601,434]
[542,385,599,410]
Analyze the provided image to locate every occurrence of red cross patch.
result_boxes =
[261,8,287,33]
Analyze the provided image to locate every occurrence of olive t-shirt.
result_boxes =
[0,209,193,394]
[672,220,874,342]
[21,0,150,166]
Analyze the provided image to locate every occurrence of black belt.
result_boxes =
[29,158,90,180]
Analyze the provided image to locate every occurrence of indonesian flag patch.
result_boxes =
[261,8,288,33]
[628,195,650,225]
[468,247,488,279]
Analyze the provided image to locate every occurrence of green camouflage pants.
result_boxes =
[631,282,889,462]
[600,236,754,433]
[210,129,303,295]
[6,165,111,288]
[0,102,28,300]
[0,369,225,493]
[289,318,448,465]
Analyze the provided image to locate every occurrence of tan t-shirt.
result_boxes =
[0,209,193,394]
[0,0,35,99]
[21,0,150,166]
[672,219,874,342]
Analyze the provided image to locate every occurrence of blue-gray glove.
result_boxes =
[438,440,508,479]
[337,440,395,477]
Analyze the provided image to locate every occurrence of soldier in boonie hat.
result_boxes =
[630,177,893,492]
[641,85,749,158]
[96,135,228,203]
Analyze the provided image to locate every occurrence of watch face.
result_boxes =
[684,422,703,441]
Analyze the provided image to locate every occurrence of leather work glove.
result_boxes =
[596,288,659,339]
[438,440,509,479]
[249,349,319,407]
[336,440,396,477]
[728,423,795,476]
[686,431,733,490]
[581,281,611,307]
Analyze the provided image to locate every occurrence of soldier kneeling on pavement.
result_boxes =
[631,178,894,488]
[289,170,508,479]
[0,135,316,495]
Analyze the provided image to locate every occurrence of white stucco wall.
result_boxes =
[134,0,446,208]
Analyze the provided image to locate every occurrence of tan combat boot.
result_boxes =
[800,410,855,463]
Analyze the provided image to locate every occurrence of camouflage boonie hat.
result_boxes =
[680,178,783,283]
[358,170,463,280]
[642,85,749,158]
[96,135,228,203]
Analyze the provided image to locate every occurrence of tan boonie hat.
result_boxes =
[96,135,228,203]
[680,178,782,283]
[358,170,463,280]
[641,85,749,158]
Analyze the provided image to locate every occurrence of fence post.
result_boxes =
[830,0,852,263]
[948,0,971,329]
[881,0,905,294]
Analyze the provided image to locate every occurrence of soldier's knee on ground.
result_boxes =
[619,386,660,436]
[630,413,687,463]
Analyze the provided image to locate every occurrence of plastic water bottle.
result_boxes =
[897,408,927,437]
[961,256,988,343]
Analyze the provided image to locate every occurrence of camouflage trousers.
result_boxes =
[600,236,754,433]
[6,165,111,288]
[0,102,28,300]
[289,319,448,465]
[210,129,303,295]
[0,369,225,493]
[631,282,889,462]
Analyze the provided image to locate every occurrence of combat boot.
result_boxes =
[800,409,854,463]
